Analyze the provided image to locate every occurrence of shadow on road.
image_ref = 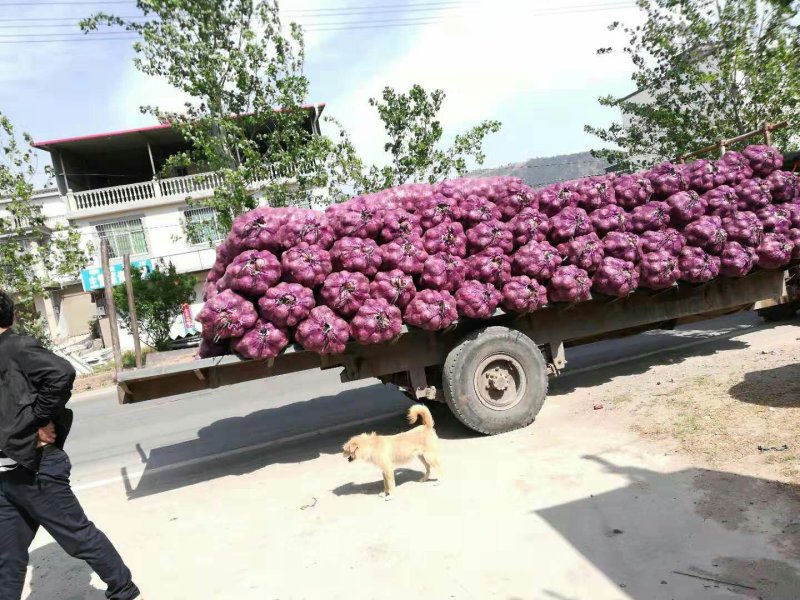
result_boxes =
[729,363,800,407]
[26,543,105,600]
[332,468,424,496]
[552,333,749,396]
[126,384,474,499]
[535,456,800,600]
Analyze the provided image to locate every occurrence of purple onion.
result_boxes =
[629,201,671,233]
[403,289,458,331]
[766,170,800,203]
[789,229,800,259]
[380,236,427,275]
[257,282,315,328]
[417,194,461,229]
[459,194,502,228]
[224,250,281,297]
[202,281,220,302]
[703,185,739,218]
[639,250,680,289]
[466,219,514,254]
[742,145,783,177]
[196,289,258,340]
[390,182,436,213]
[757,205,792,234]
[349,298,403,345]
[512,241,563,282]
[494,178,538,220]
[197,336,228,359]
[232,319,289,360]
[420,253,467,292]
[422,221,468,257]
[683,216,728,255]
[646,162,688,198]
[558,233,605,274]
[666,190,707,225]
[370,270,416,309]
[735,178,772,211]
[455,280,502,319]
[592,257,639,297]
[279,210,334,250]
[548,206,593,243]
[576,176,615,211]
[787,204,800,228]
[613,174,653,210]
[501,276,548,313]
[295,306,350,354]
[509,208,550,246]
[756,232,793,269]
[678,246,721,283]
[466,247,512,288]
[719,242,757,278]
[686,159,730,192]
[380,208,422,242]
[537,183,581,217]
[328,202,384,239]
[590,204,628,236]
[719,151,754,184]
[722,211,764,247]
[330,237,383,277]
[320,271,370,317]
[548,265,592,303]
[603,231,642,263]
[230,207,287,253]
[281,243,332,287]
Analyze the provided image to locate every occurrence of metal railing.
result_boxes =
[66,162,309,216]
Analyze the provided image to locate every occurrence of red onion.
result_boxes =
[380,236,427,275]
[466,247,512,288]
[678,246,721,283]
[613,174,653,210]
[590,204,628,236]
[225,250,281,297]
[466,219,514,254]
[422,221,468,257]
[557,232,605,274]
[417,194,461,229]
[742,145,783,177]
[295,306,350,354]
[603,231,642,263]
[257,282,315,328]
[683,216,728,255]
[403,289,458,331]
[512,240,563,282]
[349,298,403,345]
[196,289,258,340]
[380,208,422,242]
[548,265,592,303]
[639,250,680,289]
[592,257,639,297]
[548,206,593,243]
[455,280,502,319]
[330,237,383,277]
[756,232,793,269]
[370,270,416,308]
[419,253,467,292]
[501,275,548,313]
[232,319,289,360]
[667,190,707,225]
[320,271,370,317]
[629,201,671,233]
[735,178,772,211]
[459,194,502,228]
[719,242,757,278]
[722,211,764,247]
[279,210,334,250]
[281,243,332,287]
[509,208,550,246]
[703,185,739,218]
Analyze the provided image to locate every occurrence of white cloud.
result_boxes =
[326,0,641,165]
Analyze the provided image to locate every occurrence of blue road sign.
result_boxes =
[80,259,154,292]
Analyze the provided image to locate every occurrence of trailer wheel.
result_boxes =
[443,326,547,435]
[758,300,800,322]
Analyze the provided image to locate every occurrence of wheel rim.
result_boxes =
[473,353,526,411]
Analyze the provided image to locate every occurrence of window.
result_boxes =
[184,207,224,246]
[96,218,148,258]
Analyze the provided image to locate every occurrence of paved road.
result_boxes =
[66,311,767,488]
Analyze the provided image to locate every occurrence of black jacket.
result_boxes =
[0,330,76,472]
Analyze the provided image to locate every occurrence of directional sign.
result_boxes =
[80,259,154,292]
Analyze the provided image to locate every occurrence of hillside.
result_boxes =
[471,151,610,188]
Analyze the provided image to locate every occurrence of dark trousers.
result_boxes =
[0,447,139,600]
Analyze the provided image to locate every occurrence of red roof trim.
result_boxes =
[33,103,326,149]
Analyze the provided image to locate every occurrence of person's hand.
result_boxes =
[38,422,56,447]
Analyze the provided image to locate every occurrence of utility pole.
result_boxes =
[123,254,143,368]
[101,240,123,373]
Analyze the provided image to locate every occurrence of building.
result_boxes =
[31,104,325,349]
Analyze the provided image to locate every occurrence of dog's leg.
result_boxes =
[426,453,442,482]
[383,469,396,499]
[419,455,431,482]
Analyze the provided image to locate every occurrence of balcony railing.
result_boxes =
[65,163,307,218]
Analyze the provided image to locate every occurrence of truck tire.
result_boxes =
[758,300,800,322]
[442,326,548,435]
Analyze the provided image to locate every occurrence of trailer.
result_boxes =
[116,264,796,434]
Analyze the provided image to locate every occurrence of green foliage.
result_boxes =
[82,0,361,232]
[88,316,101,340]
[362,84,502,192]
[586,0,800,169]
[112,262,196,351]
[0,114,87,346]
[122,347,153,368]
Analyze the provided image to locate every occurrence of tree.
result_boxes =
[113,262,196,351]
[360,84,502,192]
[82,0,361,231]
[585,0,800,169]
[0,114,86,345]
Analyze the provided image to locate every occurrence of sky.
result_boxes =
[0,0,643,185]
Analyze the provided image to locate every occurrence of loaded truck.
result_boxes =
[116,127,800,434]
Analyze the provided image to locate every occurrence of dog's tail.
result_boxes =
[407,404,434,429]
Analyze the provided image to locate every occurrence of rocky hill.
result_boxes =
[471,151,610,188]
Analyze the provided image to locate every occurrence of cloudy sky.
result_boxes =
[0,0,642,182]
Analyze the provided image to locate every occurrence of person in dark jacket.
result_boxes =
[0,290,141,600]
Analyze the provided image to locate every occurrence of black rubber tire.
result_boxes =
[442,326,548,435]
[758,301,800,322]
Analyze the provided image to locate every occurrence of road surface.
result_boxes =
[66,311,765,489]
